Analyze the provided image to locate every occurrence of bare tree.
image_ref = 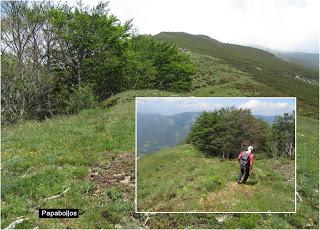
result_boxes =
[1,1,55,124]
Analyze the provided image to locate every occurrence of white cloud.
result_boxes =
[137,97,189,104]
[178,101,222,111]
[137,98,224,115]
[238,99,295,115]
[179,101,207,109]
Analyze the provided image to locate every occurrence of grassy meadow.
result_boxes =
[2,93,133,228]
[137,144,295,212]
[1,90,175,228]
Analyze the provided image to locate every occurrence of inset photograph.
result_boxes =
[136,97,296,212]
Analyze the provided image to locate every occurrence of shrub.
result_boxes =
[56,84,97,114]
[188,107,269,158]
[272,112,295,158]
[125,35,196,92]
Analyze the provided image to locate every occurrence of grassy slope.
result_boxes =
[1,90,319,229]
[1,33,319,228]
[1,90,176,229]
[138,144,295,212]
[1,95,134,229]
[139,116,319,229]
[155,32,319,117]
[188,53,283,97]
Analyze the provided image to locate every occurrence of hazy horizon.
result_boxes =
[137,111,284,117]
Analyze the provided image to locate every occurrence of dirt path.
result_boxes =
[86,152,153,228]
[88,152,135,200]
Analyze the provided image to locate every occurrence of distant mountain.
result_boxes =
[254,115,276,124]
[137,112,201,155]
[247,44,319,70]
[137,112,277,155]
[273,52,319,70]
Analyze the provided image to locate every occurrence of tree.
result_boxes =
[188,108,269,158]
[1,1,198,124]
[1,1,33,64]
[124,35,196,92]
[49,2,131,90]
[1,54,54,124]
[272,112,295,158]
[1,2,56,124]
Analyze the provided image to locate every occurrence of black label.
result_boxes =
[39,209,79,218]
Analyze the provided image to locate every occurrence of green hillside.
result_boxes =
[155,32,318,81]
[155,32,319,117]
[1,21,319,227]
[1,1,318,228]
[187,53,282,97]
[137,144,295,212]
[1,90,176,229]
[137,114,318,228]
[2,90,319,228]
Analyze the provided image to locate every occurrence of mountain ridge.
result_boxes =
[154,32,318,118]
[154,32,317,79]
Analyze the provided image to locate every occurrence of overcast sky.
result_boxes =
[66,0,319,53]
[137,97,296,116]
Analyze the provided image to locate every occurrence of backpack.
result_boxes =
[240,151,250,169]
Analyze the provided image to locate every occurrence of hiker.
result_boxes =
[236,145,254,184]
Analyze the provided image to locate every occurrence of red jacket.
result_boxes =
[238,151,254,169]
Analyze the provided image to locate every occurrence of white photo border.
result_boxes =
[135,96,297,214]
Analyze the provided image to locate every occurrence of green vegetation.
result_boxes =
[188,108,269,158]
[1,90,176,228]
[137,144,295,212]
[187,108,294,159]
[1,90,319,228]
[155,32,319,118]
[274,51,319,70]
[1,2,318,229]
[272,112,295,157]
[1,92,134,228]
[1,2,194,125]
[137,116,318,228]
[126,35,196,92]
[188,53,281,97]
